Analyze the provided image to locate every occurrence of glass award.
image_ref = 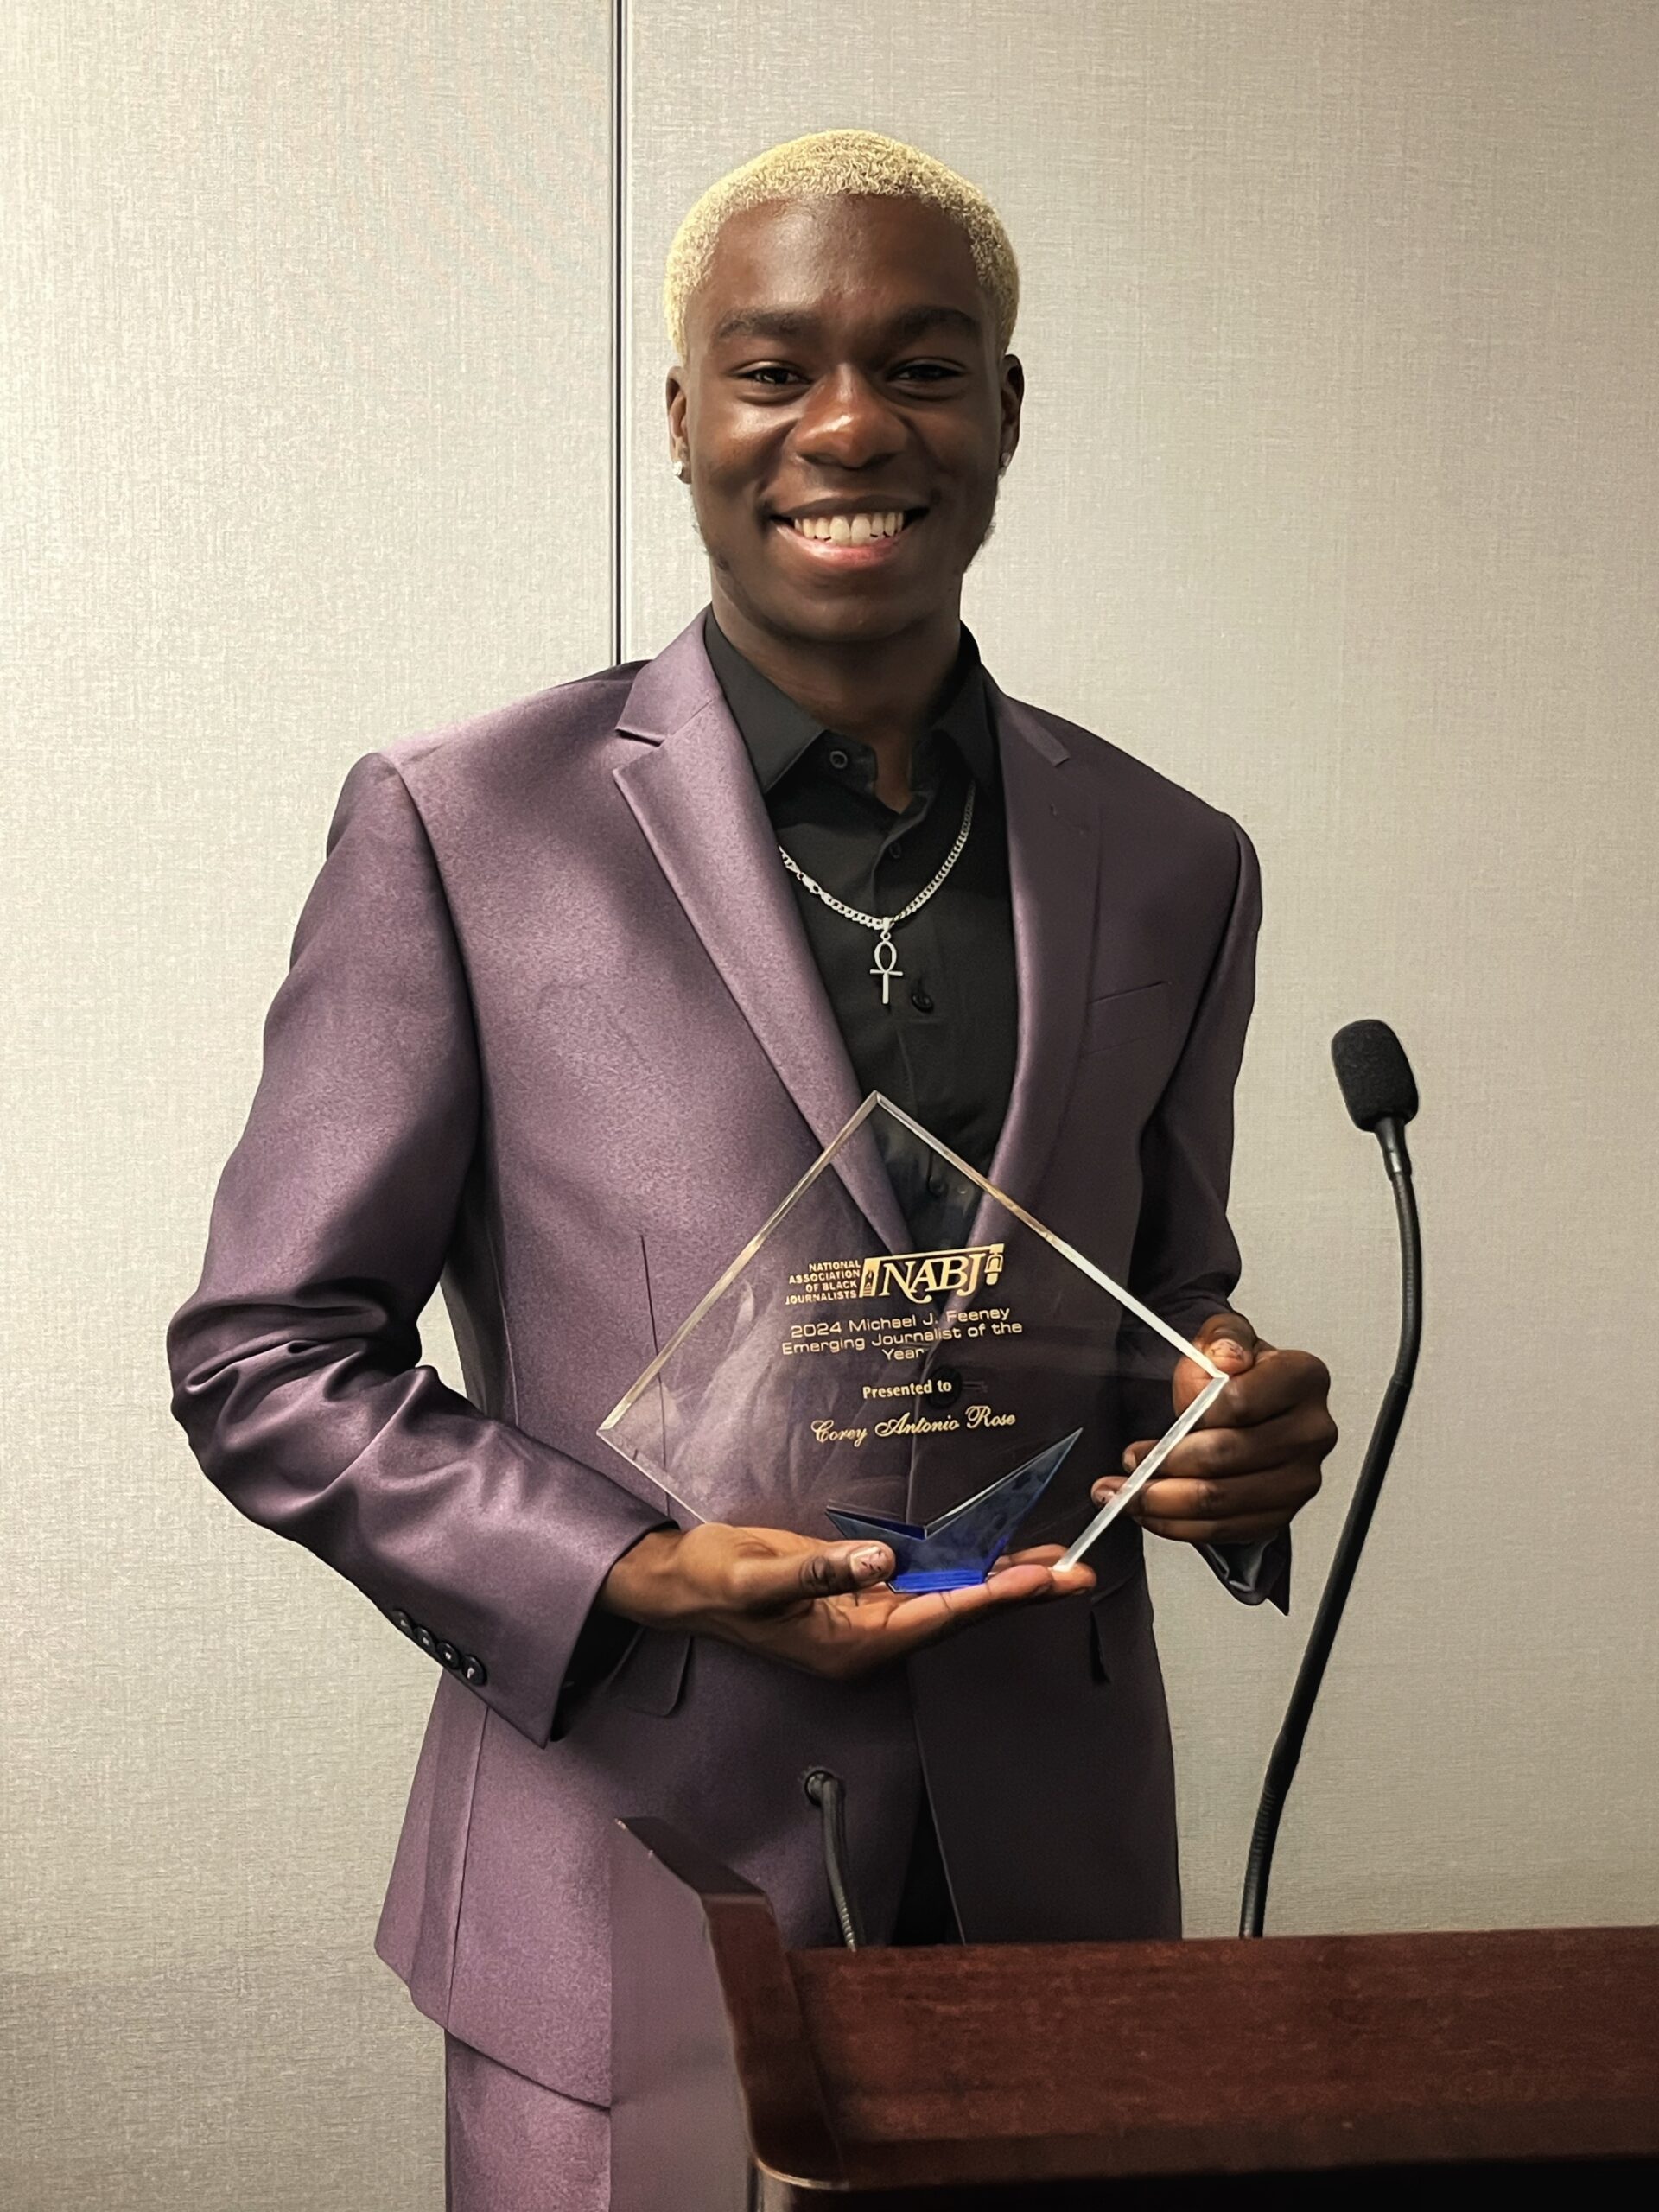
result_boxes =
[598,1095,1227,1588]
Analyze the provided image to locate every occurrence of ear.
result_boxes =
[999,353,1024,454]
[665,366,688,456]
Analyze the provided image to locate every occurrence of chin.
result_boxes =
[754,583,942,645]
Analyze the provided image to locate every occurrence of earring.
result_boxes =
[673,457,690,482]
[998,450,1012,474]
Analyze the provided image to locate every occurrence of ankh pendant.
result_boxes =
[871,933,902,1006]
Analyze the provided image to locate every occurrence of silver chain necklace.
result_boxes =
[778,783,976,1006]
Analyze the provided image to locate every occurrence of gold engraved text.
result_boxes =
[856,1243,1005,1306]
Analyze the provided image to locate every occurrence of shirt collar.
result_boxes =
[701,607,997,797]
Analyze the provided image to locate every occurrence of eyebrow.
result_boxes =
[707,303,983,348]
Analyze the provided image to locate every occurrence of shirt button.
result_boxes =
[828,747,850,770]
[910,988,935,1014]
[888,838,905,860]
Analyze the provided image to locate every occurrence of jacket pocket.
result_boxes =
[602,1624,691,1717]
[1078,980,1168,1058]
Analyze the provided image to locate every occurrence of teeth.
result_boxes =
[790,510,908,542]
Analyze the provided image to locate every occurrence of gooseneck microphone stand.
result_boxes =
[1239,1021,1424,1937]
[804,1767,864,1949]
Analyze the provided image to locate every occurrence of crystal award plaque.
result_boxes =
[598,1095,1227,1587]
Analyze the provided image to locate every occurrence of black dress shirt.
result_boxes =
[702,610,1017,1256]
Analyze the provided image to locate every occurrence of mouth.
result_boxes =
[768,505,927,567]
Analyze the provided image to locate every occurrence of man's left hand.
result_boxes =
[1091,1313,1336,1547]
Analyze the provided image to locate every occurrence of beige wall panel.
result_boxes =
[628,0,1659,1939]
[3,4,610,2205]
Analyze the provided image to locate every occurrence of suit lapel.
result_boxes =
[976,682,1101,1227]
[612,613,909,1252]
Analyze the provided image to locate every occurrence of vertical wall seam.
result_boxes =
[609,0,630,666]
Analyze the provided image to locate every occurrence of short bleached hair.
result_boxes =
[664,128,1020,361]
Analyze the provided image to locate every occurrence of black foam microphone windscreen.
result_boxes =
[1331,1020,1420,1130]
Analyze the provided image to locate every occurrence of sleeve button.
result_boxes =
[435,1640,462,1670]
[415,1625,437,1657]
[461,1655,488,1688]
[390,1610,415,1637]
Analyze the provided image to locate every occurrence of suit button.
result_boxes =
[415,1625,437,1657]
[390,1610,415,1637]
[462,1655,488,1688]
[435,1640,461,1670]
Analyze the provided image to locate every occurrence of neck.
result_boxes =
[709,586,963,810]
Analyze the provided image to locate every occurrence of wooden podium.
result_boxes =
[611,1818,1659,2207]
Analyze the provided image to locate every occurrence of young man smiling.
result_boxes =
[170,130,1336,2209]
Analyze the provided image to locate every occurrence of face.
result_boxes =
[667,194,1022,647]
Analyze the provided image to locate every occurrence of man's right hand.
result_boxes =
[599,1522,1096,1681]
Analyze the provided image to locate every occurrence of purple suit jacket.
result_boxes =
[167,607,1264,2105]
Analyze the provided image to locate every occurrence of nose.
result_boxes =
[792,365,904,473]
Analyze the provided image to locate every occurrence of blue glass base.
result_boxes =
[826,1429,1082,1590]
[889,1567,988,1592]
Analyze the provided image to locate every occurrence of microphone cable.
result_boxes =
[803,1767,864,1950]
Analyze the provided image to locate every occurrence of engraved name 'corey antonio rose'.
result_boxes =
[810,1405,1018,1447]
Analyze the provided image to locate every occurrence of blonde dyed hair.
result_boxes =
[664,129,1020,360]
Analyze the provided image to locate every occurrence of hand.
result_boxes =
[1092,1313,1335,1547]
[599,1522,1096,1681]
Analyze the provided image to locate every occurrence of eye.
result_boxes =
[733,360,963,389]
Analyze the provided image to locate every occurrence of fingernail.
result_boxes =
[1214,1338,1248,1360]
[1122,1447,1138,1472]
[1092,1476,1125,1504]
[851,1546,891,1580]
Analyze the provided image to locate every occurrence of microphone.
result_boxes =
[1238,1020,1424,1937]
[1332,1016,1419,1178]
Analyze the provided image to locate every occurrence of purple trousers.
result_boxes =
[444,2035,608,2212]
[442,1801,954,2206]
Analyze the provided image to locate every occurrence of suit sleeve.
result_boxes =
[1126,816,1289,1611]
[166,753,669,1745]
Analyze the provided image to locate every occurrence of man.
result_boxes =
[168,130,1335,2209]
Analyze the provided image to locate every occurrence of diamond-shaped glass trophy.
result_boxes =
[598,1096,1227,1587]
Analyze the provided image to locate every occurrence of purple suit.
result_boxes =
[168,607,1263,2108]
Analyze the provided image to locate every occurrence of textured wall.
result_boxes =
[5,3,1656,2207]
[2,4,611,2206]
